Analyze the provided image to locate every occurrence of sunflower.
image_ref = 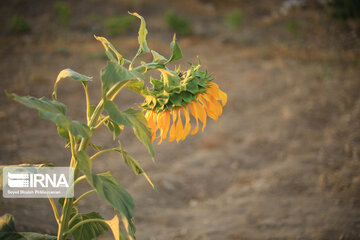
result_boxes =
[143,63,227,144]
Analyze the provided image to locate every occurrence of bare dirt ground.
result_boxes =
[1,0,360,239]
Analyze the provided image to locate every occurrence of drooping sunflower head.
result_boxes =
[142,62,227,144]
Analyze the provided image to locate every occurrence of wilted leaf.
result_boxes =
[129,12,150,55]
[119,145,155,190]
[0,214,56,240]
[101,62,142,98]
[52,68,92,100]
[166,34,182,63]
[57,125,70,144]
[70,212,108,240]
[94,35,126,65]
[6,93,91,138]
[125,80,144,94]
[151,50,167,63]
[0,213,22,239]
[77,151,135,223]
[19,232,57,240]
[105,119,123,140]
[119,213,136,240]
[104,101,154,158]
[105,215,131,240]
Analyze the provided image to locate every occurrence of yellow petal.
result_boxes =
[181,106,191,140]
[146,111,157,142]
[145,111,151,120]
[197,94,210,121]
[194,101,207,132]
[158,110,170,145]
[203,93,222,121]
[175,108,184,142]
[208,82,227,107]
[188,102,199,135]
[168,109,177,142]
[156,112,165,145]
[218,88,227,106]
[153,112,162,142]
[206,83,219,99]
[147,111,156,131]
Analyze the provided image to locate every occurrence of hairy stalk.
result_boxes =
[57,76,130,239]
[89,147,122,160]
[48,197,60,225]
[82,83,91,124]
[73,189,97,205]
[94,116,110,130]
[57,92,108,239]
[67,208,79,227]
[73,175,86,186]
[57,132,78,240]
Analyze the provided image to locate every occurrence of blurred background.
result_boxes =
[1,0,360,239]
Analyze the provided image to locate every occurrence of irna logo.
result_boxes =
[3,166,74,198]
[7,172,69,188]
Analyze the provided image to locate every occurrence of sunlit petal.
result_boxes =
[158,110,170,145]
[188,102,199,135]
[175,108,184,142]
[203,93,222,121]
[181,106,191,140]
[194,101,207,132]
[168,109,177,142]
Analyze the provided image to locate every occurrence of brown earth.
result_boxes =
[1,0,360,239]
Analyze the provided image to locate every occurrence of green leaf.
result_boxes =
[105,119,123,140]
[104,101,154,158]
[77,151,135,223]
[57,125,69,144]
[125,80,144,94]
[132,62,164,75]
[19,232,57,240]
[129,12,151,70]
[119,145,155,190]
[6,93,92,138]
[122,152,143,175]
[129,12,150,54]
[0,214,56,240]
[94,35,125,65]
[70,212,108,240]
[52,68,92,100]
[166,34,182,63]
[185,80,199,94]
[0,164,54,190]
[0,213,22,240]
[169,93,182,106]
[181,91,195,103]
[151,50,167,63]
[119,213,136,240]
[105,215,130,240]
[101,62,142,98]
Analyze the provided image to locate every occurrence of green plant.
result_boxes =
[224,9,243,29]
[103,15,135,36]
[10,14,30,34]
[54,1,72,27]
[164,10,192,36]
[1,12,227,240]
